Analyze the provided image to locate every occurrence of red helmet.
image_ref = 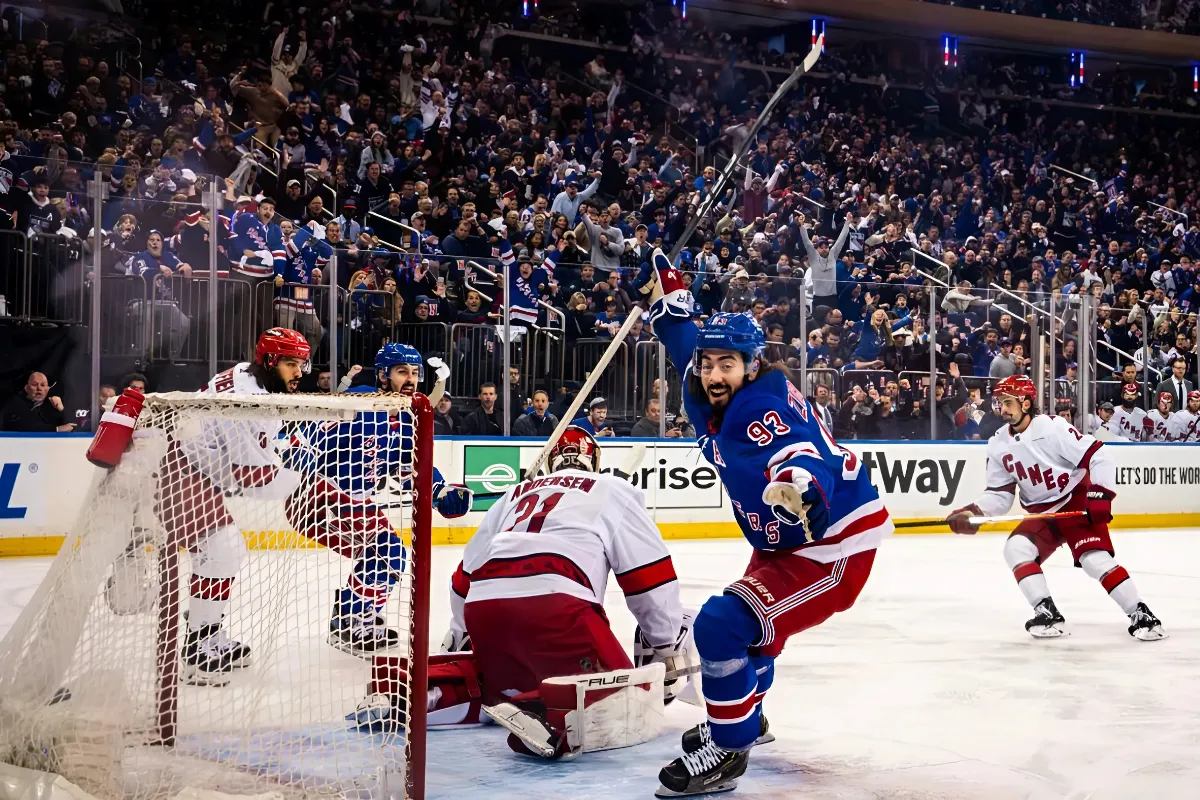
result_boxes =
[1189,390,1200,402]
[1158,391,1174,407]
[547,427,600,473]
[1121,382,1140,400]
[255,327,311,373]
[992,374,1037,401]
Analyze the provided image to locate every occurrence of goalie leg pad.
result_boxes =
[362,653,487,730]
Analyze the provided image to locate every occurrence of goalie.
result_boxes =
[353,427,692,760]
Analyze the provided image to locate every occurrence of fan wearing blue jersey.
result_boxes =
[284,343,472,655]
[635,249,893,797]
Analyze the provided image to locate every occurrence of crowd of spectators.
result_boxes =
[2,0,1199,442]
[921,0,1200,34]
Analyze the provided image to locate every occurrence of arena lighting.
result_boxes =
[1193,65,1198,93]
[811,18,826,53]
[1070,51,1085,87]
[943,35,959,68]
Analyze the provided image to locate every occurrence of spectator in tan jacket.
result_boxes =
[271,29,308,97]
[232,73,288,147]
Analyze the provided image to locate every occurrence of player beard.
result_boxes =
[706,381,732,410]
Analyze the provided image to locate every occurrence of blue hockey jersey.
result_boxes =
[230,211,281,278]
[273,226,331,311]
[652,298,891,560]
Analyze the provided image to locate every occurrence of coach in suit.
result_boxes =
[1155,357,1194,412]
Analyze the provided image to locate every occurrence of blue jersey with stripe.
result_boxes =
[652,299,885,555]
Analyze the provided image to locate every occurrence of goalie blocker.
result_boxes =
[351,427,697,757]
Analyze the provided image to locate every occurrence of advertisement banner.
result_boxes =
[0,451,46,527]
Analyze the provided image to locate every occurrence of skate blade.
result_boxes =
[1027,624,1068,639]
[327,632,400,658]
[655,778,739,798]
[180,666,231,687]
[755,732,776,747]
[1132,625,1168,642]
[484,703,558,758]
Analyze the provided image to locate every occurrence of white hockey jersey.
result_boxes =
[448,469,682,648]
[1108,404,1149,442]
[1145,409,1174,442]
[180,363,284,492]
[1169,409,1200,442]
[975,414,1117,516]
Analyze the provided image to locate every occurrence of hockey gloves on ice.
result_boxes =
[762,467,830,542]
[946,504,983,535]
[433,481,473,518]
[1084,488,1115,525]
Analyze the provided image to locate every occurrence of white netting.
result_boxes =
[0,392,431,800]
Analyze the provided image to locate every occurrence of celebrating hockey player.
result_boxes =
[946,374,1166,641]
[285,342,472,655]
[635,250,891,797]
[353,427,690,762]
[1109,383,1151,441]
[1145,392,1175,442]
[156,327,310,683]
[1169,390,1200,441]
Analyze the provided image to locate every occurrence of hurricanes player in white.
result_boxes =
[354,427,691,759]
[157,327,310,683]
[946,375,1166,641]
[1109,382,1151,441]
[1145,392,1175,442]
[1169,390,1200,442]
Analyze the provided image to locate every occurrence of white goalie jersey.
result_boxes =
[179,363,287,493]
[448,469,682,648]
[976,414,1117,516]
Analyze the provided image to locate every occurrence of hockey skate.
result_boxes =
[328,597,401,657]
[347,691,407,733]
[1127,602,1168,641]
[483,703,569,760]
[681,713,774,754]
[656,741,749,797]
[1025,598,1067,638]
[181,623,252,686]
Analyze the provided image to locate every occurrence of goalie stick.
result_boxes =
[523,37,825,481]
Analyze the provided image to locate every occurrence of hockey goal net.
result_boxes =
[0,391,434,800]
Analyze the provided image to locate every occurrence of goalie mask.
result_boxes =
[547,427,600,473]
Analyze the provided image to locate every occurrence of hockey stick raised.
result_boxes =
[892,510,1086,530]
[523,37,825,481]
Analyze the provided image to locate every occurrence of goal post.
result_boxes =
[0,391,435,800]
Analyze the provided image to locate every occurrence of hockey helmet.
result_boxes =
[1121,382,1140,401]
[375,342,424,381]
[547,426,600,473]
[256,327,311,373]
[991,374,1037,401]
[692,312,765,376]
[1158,391,1174,409]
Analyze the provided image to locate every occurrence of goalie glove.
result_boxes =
[762,466,830,542]
[432,480,473,518]
[634,248,693,324]
[633,611,697,704]
[441,627,472,653]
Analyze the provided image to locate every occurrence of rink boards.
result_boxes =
[2,433,1199,556]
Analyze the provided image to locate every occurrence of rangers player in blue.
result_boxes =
[635,249,893,797]
[285,343,471,655]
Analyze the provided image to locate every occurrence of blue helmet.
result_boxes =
[692,312,765,376]
[375,342,424,382]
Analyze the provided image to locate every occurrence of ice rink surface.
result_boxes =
[4,530,1200,799]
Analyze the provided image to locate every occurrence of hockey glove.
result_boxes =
[762,467,830,542]
[1141,417,1155,440]
[427,356,451,384]
[433,481,473,518]
[441,627,473,653]
[637,249,693,324]
[633,611,697,705]
[1084,487,1115,525]
[946,503,984,535]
